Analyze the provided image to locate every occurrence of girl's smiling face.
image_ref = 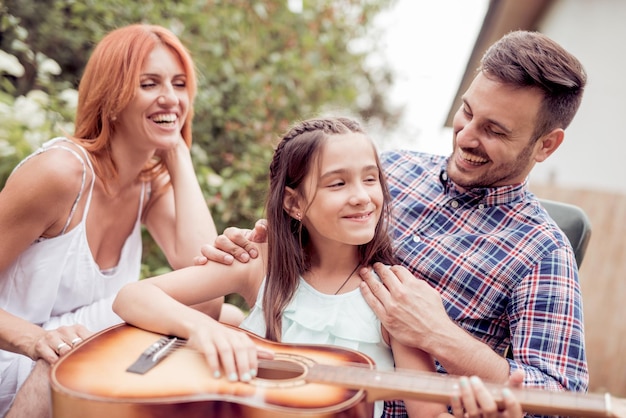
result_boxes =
[297,132,384,250]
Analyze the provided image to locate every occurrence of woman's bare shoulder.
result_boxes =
[1,146,90,233]
[9,147,87,196]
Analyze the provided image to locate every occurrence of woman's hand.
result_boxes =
[155,133,189,168]
[194,219,268,266]
[30,324,92,364]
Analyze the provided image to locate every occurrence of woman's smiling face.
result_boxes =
[114,44,190,152]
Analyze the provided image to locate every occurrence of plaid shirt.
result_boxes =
[379,150,588,418]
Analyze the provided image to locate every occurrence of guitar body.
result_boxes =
[50,324,373,418]
[51,323,626,418]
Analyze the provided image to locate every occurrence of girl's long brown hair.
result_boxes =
[262,117,396,341]
[73,24,197,191]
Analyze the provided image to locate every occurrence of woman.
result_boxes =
[0,24,228,417]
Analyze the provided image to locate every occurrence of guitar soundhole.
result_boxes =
[252,357,307,388]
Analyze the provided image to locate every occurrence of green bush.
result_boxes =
[1,0,400,284]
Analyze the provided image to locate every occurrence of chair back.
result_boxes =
[539,198,592,267]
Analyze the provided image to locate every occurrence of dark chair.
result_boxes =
[539,198,592,267]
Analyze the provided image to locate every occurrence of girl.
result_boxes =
[114,117,521,417]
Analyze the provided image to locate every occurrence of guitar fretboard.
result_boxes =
[306,363,613,418]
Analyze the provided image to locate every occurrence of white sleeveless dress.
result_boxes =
[0,138,145,415]
[241,277,394,417]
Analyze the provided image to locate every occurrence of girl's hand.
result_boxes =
[186,322,273,382]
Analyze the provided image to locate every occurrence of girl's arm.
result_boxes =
[391,338,523,417]
[112,252,267,381]
[143,138,217,270]
[390,336,448,417]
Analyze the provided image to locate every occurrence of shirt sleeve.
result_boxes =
[507,245,588,392]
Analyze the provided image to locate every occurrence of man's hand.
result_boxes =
[194,219,268,266]
[507,369,524,388]
[359,263,453,351]
[360,263,511,382]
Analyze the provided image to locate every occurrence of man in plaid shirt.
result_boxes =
[204,30,588,417]
[359,30,587,417]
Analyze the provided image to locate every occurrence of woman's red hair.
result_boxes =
[73,24,197,186]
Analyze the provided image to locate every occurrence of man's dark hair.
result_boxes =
[480,30,587,141]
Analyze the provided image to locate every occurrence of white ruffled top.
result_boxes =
[241,277,394,416]
[242,277,393,370]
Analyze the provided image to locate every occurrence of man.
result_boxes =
[201,30,588,416]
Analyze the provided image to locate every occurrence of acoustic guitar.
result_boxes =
[50,323,625,418]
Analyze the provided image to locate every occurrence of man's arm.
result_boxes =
[506,247,588,391]
[359,247,588,392]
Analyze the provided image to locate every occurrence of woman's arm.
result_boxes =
[143,139,217,270]
[0,149,83,272]
[0,309,90,363]
[0,149,92,362]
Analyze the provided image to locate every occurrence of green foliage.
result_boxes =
[1,0,400,281]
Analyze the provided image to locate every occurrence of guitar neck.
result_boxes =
[306,363,620,418]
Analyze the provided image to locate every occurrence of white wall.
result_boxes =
[378,0,626,194]
[371,0,487,155]
[529,0,626,194]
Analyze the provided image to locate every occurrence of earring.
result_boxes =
[296,212,302,221]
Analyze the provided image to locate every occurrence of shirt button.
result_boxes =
[441,172,448,181]
[450,200,459,208]
[478,203,485,209]
[412,235,421,243]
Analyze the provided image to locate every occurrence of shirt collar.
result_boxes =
[439,167,528,207]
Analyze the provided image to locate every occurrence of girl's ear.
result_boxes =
[283,186,303,220]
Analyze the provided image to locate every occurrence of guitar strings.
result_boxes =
[179,346,391,374]
[169,342,455,378]
[141,339,620,416]
[171,337,463,378]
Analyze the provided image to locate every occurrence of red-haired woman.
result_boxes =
[0,24,231,417]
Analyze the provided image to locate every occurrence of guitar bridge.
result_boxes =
[126,335,184,374]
